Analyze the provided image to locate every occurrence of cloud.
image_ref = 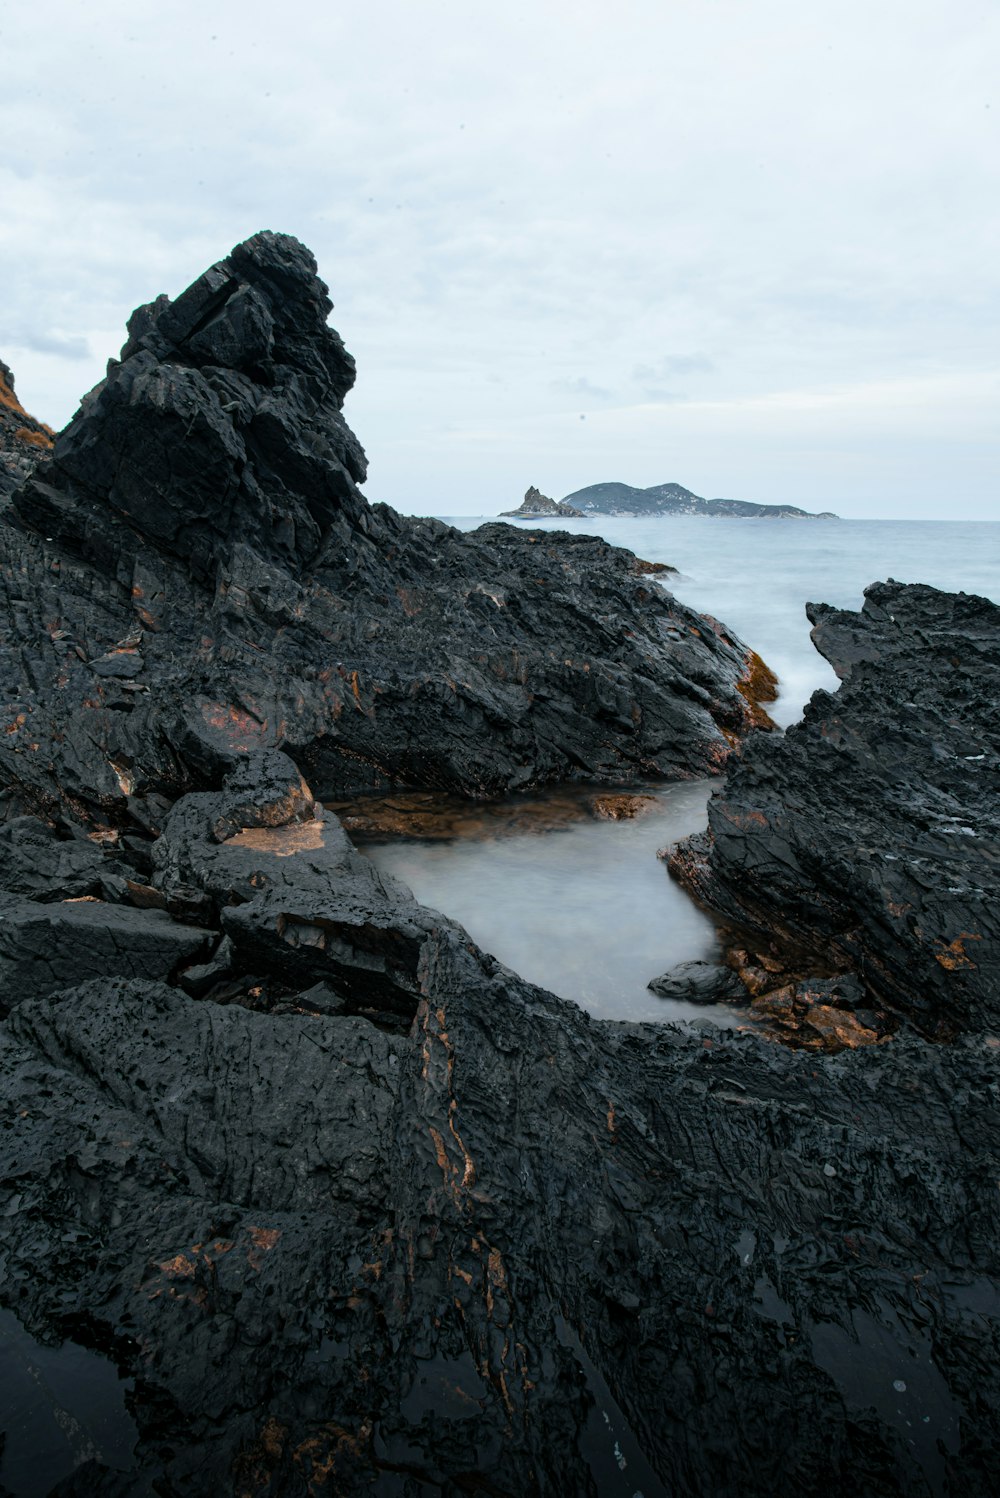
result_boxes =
[631,355,714,402]
[4,330,91,360]
[1,0,997,517]
[550,376,612,402]
[634,355,715,380]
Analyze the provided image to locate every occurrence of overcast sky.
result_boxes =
[2,0,997,519]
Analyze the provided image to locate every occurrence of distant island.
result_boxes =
[560,480,838,520]
[499,485,584,519]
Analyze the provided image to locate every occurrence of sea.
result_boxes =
[360,516,1000,1027]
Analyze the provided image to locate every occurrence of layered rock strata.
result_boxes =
[1,232,772,836]
[1,236,998,1496]
[671,580,999,1040]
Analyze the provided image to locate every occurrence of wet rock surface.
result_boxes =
[0,237,998,1495]
[2,761,1000,1494]
[647,957,748,1005]
[1,232,770,832]
[670,581,999,1040]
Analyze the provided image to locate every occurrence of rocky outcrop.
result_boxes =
[1,237,998,1495]
[0,233,772,834]
[3,749,1000,1496]
[499,485,583,519]
[670,580,999,1039]
[0,357,53,497]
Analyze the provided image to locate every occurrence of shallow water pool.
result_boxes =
[344,779,738,1027]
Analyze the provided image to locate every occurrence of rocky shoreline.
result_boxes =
[1,234,998,1496]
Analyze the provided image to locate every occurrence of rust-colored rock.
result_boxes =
[590,792,659,821]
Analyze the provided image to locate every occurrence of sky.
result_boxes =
[1,0,997,520]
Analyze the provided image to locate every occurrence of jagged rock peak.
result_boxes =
[499,485,583,519]
[11,231,369,583]
[115,231,357,401]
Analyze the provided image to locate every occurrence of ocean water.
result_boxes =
[361,516,1000,1024]
[446,514,1000,727]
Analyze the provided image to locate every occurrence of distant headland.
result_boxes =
[503,479,838,520]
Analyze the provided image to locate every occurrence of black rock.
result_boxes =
[0,816,110,901]
[0,897,212,1012]
[0,241,998,1495]
[647,957,748,1005]
[2,805,999,1491]
[0,232,773,831]
[177,933,236,998]
[671,580,999,1037]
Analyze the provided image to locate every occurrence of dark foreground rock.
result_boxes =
[1,237,998,1495]
[671,581,999,1040]
[0,741,998,1495]
[2,751,1000,1497]
[0,232,772,834]
[0,897,211,1011]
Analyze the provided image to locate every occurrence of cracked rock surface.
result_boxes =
[3,765,1000,1493]
[1,232,773,831]
[0,235,998,1497]
[671,580,999,1039]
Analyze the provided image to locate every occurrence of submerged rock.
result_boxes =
[590,791,659,820]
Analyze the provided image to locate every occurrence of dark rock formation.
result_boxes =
[671,580,999,1039]
[1,238,998,1496]
[563,479,838,520]
[0,897,211,1012]
[0,357,53,497]
[499,485,583,519]
[647,957,748,1005]
[3,751,1000,1495]
[0,232,772,835]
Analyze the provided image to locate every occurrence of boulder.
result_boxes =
[0,898,211,1011]
[647,958,748,1005]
